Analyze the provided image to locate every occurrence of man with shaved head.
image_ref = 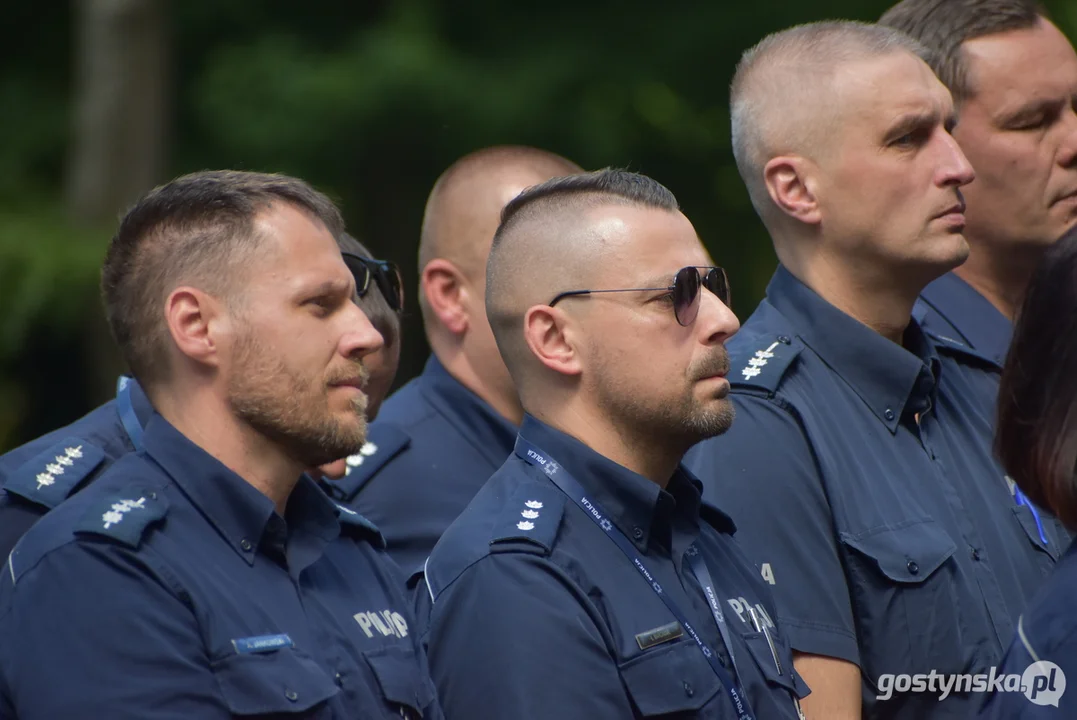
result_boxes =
[347,145,581,572]
[420,169,809,719]
[686,18,1069,719]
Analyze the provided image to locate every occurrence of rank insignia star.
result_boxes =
[517,521,535,531]
[36,472,54,489]
[55,454,74,467]
[45,463,64,475]
[359,441,378,457]
[521,509,540,520]
[102,497,147,529]
[741,366,761,379]
[65,446,83,459]
[525,500,543,510]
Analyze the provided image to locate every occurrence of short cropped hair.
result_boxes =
[730,21,930,219]
[880,0,1044,103]
[101,170,344,386]
[996,227,1077,532]
[493,167,678,249]
[338,232,402,351]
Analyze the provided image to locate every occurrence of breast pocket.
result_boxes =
[741,631,808,709]
[840,519,962,680]
[620,640,721,716]
[359,644,437,718]
[212,647,339,717]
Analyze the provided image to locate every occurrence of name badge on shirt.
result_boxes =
[635,621,684,651]
[231,634,294,654]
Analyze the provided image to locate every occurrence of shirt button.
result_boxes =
[971,548,981,562]
[633,527,644,540]
[240,538,253,552]
[907,560,919,575]
[777,335,791,345]
[335,672,344,687]
[683,681,694,697]
[884,408,896,421]
[285,689,298,702]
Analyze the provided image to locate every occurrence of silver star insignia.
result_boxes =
[517,521,535,531]
[36,472,54,489]
[525,500,543,509]
[521,509,540,520]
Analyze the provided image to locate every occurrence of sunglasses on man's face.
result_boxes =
[341,252,405,313]
[548,266,730,326]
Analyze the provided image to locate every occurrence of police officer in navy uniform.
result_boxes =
[881,0,1077,367]
[0,232,404,559]
[685,22,1067,719]
[345,145,582,573]
[421,168,809,719]
[0,171,440,719]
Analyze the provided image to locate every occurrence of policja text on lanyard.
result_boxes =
[515,436,756,720]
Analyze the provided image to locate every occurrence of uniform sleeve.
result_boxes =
[685,393,860,666]
[0,542,230,720]
[426,552,633,719]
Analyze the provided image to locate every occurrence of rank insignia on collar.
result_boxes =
[743,341,780,380]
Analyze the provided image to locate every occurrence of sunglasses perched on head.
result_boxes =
[548,266,730,326]
[341,252,405,313]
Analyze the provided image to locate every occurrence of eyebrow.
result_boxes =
[998,97,1065,125]
[296,277,354,302]
[885,109,947,139]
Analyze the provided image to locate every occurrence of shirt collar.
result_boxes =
[517,415,730,552]
[420,355,518,465]
[919,272,1011,366]
[765,265,938,432]
[142,414,342,566]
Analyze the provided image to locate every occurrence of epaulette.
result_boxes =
[327,424,411,502]
[332,501,386,549]
[924,329,1001,370]
[488,480,566,556]
[73,485,169,548]
[3,438,107,510]
[728,334,804,394]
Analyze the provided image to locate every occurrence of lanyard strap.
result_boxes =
[684,547,739,676]
[116,376,144,452]
[515,436,755,720]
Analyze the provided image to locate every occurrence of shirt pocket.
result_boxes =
[212,647,339,717]
[1012,505,1061,562]
[741,630,809,703]
[840,519,963,679]
[620,639,721,716]
[361,644,437,718]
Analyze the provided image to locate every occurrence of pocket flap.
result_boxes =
[213,647,339,714]
[621,639,721,715]
[742,632,804,697]
[841,520,956,583]
[363,644,435,713]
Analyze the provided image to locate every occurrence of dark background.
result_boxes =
[2,0,1075,450]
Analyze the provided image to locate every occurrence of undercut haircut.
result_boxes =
[880,0,1045,104]
[100,169,344,388]
[338,232,402,351]
[730,21,931,220]
[486,168,680,389]
[996,227,1077,532]
[493,167,679,249]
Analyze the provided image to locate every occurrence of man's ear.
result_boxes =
[523,305,582,378]
[421,259,472,335]
[165,287,227,369]
[763,156,822,226]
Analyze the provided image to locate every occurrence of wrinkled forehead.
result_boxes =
[834,51,952,131]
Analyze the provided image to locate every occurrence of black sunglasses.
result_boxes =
[548,266,730,326]
[341,252,405,313]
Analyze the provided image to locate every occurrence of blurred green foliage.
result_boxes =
[2,0,1075,449]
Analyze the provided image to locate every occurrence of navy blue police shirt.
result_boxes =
[685,266,1066,719]
[978,538,1077,718]
[0,377,153,558]
[421,414,809,719]
[0,413,440,720]
[915,271,1012,366]
[336,355,517,574]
